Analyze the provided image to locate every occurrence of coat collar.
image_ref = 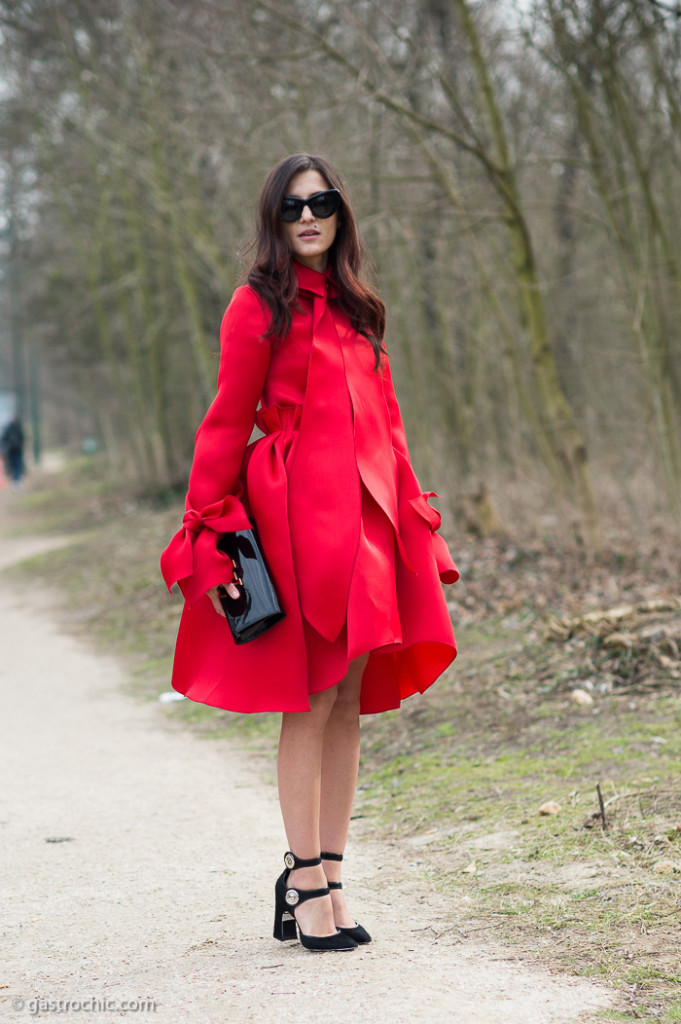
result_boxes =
[292,258,335,298]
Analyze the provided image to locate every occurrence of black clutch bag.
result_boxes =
[216,529,285,644]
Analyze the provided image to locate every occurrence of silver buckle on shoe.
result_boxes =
[285,888,300,906]
[284,852,296,870]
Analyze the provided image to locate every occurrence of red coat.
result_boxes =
[161,260,458,714]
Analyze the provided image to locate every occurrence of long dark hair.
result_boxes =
[246,153,386,366]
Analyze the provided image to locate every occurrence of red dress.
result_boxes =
[161,260,458,714]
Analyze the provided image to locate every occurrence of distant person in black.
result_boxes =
[1,415,25,490]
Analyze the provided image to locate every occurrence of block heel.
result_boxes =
[273,871,299,941]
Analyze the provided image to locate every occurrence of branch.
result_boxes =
[247,0,500,174]
[596,782,608,831]
[645,0,681,16]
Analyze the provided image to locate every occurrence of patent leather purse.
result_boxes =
[216,529,285,644]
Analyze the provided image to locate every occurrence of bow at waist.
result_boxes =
[256,404,302,435]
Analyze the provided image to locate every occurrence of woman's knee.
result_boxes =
[285,655,367,726]
[308,685,339,719]
[281,686,337,733]
[334,655,368,713]
[344,653,369,689]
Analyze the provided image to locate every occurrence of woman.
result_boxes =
[161,154,458,952]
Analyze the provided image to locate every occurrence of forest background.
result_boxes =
[3,0,681,544]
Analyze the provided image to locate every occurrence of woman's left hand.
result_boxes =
[206,583,239,618]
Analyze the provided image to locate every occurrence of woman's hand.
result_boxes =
[206,583,240,618]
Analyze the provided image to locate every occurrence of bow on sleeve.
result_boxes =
[160,495,253,606]
[160,286,271,606]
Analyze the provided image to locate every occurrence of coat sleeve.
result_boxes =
[381,355,412,463]
[160,286,272,605]
[383,355,459,585]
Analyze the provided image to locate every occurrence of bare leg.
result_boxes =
[276,655,369,937]
[277,686,338,937]
[320,654,368,928]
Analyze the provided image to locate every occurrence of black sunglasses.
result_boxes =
[280,189,341,223]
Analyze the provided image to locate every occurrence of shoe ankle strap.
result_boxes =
[284,851,321,870]
[320,851,343,862]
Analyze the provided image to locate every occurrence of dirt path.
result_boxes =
[1,534,615,1023]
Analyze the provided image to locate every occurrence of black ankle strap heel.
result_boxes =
[273,851,358,951]
[320,851,372,945]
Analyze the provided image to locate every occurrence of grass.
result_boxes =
[2,457,681,1022]
[352,644,681,1023]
